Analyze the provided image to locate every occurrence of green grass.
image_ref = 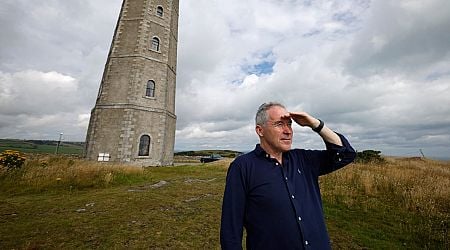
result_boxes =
[0,160,227,249]
[0,156,449,249]
[324,198,447,249]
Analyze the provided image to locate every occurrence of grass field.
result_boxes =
[0,155,449,249]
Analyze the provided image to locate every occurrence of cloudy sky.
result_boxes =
[1,0,449,158]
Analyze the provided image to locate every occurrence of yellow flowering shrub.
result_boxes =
[0,150,26,170]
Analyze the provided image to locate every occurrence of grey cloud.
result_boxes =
[0,0,120,74]
[0,112,85,141]
[345,0,450,77]
[0,0,121,141]
[0,71,79,115]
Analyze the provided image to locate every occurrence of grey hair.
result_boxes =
[255,102,286,126]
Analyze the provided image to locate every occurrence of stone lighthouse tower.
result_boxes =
[85,0,179,166]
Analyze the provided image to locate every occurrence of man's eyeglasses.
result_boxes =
[269,120,292,129]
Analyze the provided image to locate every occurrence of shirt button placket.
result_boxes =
[337,152,342,162]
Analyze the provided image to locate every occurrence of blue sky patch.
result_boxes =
[244,60,275,76]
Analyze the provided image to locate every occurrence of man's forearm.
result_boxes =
[312,119,343,146]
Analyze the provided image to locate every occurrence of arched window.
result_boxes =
[156,6,164,17]
[151,37,160,51]
[146,80,155,97]
[138,135,150,156]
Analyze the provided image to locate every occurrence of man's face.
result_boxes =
[257,106,293,154]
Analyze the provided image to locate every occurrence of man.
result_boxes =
[220,102,356,250]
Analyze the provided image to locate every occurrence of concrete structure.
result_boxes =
[85,0,179,166]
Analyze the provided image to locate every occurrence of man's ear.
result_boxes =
[255,125,264,137]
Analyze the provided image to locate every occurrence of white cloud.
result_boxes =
[0,70,78,115]
[77,113,91,128]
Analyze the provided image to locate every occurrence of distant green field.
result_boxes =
[0,139,84,155]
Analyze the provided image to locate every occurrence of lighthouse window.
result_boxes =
[151,37,160,51]
[138,135,151,156]
[156,6,164,17]
[146,80,155,97]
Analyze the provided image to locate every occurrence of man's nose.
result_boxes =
[282,125,292,133]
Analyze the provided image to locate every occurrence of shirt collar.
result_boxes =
[254,144,291,162]
[254,144,271,159]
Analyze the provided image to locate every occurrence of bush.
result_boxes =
[355,150,386,164]
[0,150,26,170]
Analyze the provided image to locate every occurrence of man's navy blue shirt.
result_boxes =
[220,133,356,250]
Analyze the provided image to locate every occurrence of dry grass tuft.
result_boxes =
[0,155,144,191]
[321,157,450,248]
[322,157,450,216]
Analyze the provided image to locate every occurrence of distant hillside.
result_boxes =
[175,150,241,158]
[0,139,84,155]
